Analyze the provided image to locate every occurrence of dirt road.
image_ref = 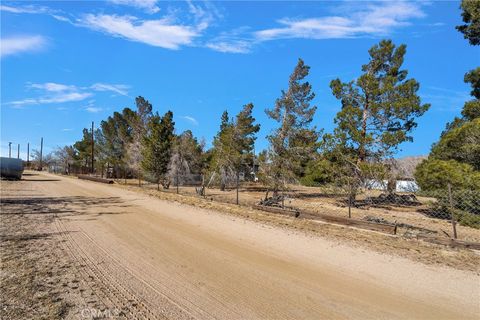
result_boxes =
[1,172,479,319]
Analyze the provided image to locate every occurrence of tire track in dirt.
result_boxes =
[47,180,230,319]
[55,216,170,319]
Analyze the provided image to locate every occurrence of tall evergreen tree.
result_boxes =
[456,0,480,45]
[141,111,175,190]
[211,105,260,190]
[330,40,429,166]
[416,9,480,193]
[73,128,94,171]
[234,103,261,171]
[126,96,153,179]
[264,58,318,193]
[211,110,234,190]
[100,108,134,177]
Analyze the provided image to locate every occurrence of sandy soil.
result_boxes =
[1,171,479,319]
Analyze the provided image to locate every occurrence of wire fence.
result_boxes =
[104,173,478,243]
[55,163,479,244]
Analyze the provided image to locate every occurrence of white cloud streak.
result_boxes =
[9,92,93,107]
[0,4,50,14]
[1,35,47,57]
[205,40,252,54]
[29,82,76,92]
[254,2,425,41]
[205,1,426,53]
[181,116,199,126]
[7,82,130,107]
[91,83,130,96]
[85,107,103,113]
[78,14,200,49]
[108,0,160,14]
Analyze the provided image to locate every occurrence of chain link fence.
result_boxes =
[96,173,480,243]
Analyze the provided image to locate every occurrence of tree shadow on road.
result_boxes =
[24,179,62,182]
[0,196,132,217]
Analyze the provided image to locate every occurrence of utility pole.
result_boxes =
[27,143,30,166]
[39,137,43,171]
[8,142,12,158]
[17,144,20,159]
[91,121,94,174]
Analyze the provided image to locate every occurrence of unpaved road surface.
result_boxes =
[1,172,479,319]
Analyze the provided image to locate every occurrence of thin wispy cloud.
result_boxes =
[1,4,70,22]
[91,83,130,96]
[0,4,50,14]
[421,86,470,112]
[205,27,253,53]
[186,0,218,31]
[78,14,200,50]
[108,0,160,14]
[7,82,130,107]
[9,92,93,107]
[181,115,199,126]
[254,2,425,41]
[206,40,252,54]
[76,1,219,51]
[29,82,76,92]
[85,106,103,113]
[1,35,47,57]
[206,1,427,53]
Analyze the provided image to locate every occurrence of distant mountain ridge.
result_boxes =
[393,156,427,179]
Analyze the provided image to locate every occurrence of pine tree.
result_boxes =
[211,105,260,190]
[73,128,94,172]
[234,103,261,173]
[264,58,318,194]
[141,111,175,190]
[126,96,153,183]
[100,108,134,178]
[211,110,234,190]
[330,40,429,168]
[416,14,480,191]
[456,0,480,46]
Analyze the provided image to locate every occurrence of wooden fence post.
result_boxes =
[236,171,239,205]
[176,171,179,194]
[448,183,458,239]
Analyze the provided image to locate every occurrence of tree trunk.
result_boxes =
[220,169,226,191]
[359,99,369,163]
[387,177,396,194]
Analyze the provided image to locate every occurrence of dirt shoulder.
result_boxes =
[112,178,480,273]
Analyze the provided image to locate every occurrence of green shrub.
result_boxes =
[414,159,480,190]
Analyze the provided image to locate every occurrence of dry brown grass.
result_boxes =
[0,196,72,319]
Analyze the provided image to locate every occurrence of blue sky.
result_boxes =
[1,0,478,159]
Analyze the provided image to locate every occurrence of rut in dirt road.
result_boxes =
[1,172,479,319]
